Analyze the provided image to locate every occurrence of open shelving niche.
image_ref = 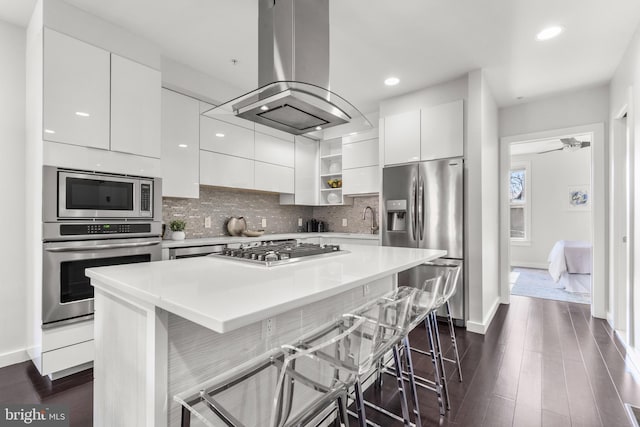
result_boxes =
[318,137,352,206]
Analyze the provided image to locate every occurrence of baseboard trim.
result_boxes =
[606,311,614,329]
[467,298,501,335]
[614,329,640,377]
[0,348,30,368]
[511,261,548,270]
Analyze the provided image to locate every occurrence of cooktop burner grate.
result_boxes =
[210,242,347,267]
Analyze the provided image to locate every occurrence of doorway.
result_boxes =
[508,135,592,304]
[499,123,606,318]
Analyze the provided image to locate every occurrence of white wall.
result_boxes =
[609,20,640,352]
[510,149,592,268]
[500,85,610,138]
[0,19,27,367]
[466,69,500,333]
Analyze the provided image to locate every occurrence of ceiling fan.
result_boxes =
[539,137,591,154]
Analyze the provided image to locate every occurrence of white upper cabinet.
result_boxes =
[254,162,294,194]
[43,29,110,150]
[254,131,295,168]
[200,151,254,190]
[161,89,200,198]
[342,166,379,195]
[110,54,161,158]
[420,100,464,160]
[200,117,254,159]
[343,138,379,169]
[383,110,421,165]
[280,136,319,205]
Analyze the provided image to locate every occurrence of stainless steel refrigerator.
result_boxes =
[382,158,465,325]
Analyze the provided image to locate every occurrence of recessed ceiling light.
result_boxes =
[75,111,90,117]
[44,129,55,134]
[349,132,358,136]
[215,133,225,138]
[315,126,322,131]
[178,144,188,148]
[384,77,400,86]
[536,26,563,41]
[260,105,269,111]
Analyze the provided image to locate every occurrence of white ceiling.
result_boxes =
[4,0,640,113]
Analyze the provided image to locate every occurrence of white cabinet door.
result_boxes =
[420,100,464,160]
[161,89,200,198]
[343,166,379,195]
[110,54,161,158]
[200,151,254,190]
[343,138,379,169]
[294,136,319,204]
[383,110,420,165]
[200,117,254,159]
[255,162,294,193]
[254,132,295,167]
[43,29,110,149]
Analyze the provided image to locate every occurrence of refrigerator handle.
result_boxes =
[418,175,424,240]
[411,176,417,241]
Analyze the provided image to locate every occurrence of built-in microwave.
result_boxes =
[43,166,162,222]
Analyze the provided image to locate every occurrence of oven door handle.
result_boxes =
[45,241,161,252]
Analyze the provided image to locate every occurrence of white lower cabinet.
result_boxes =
[41,340,94,376]
[255,161,294,193]
[343,166,379,195]
[200,151,254,190]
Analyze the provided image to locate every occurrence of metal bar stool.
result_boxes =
[174,316,369,427]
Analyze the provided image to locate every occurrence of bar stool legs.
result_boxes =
[425,314,446,416]
[391,345,412,426]
[402,337,423,427]
[430,312,450,411]
[444,301,463,382]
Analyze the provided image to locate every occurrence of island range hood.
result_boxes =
[203,0,371,137]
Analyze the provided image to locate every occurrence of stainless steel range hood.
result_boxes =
[203,0,371,137]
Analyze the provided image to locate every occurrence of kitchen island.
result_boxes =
[87,244,446,427]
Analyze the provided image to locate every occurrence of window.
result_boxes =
[510,162,530,241]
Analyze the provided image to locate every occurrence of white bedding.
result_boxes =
[548,240,592,293]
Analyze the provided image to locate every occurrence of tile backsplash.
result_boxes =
[312,196,380,235]
[162,186,380,239]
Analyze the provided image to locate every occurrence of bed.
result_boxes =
[548,240,592,293]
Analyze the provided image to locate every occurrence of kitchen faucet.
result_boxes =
[362,206,379,234]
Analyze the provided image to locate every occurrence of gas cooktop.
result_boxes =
[211,242,348,267]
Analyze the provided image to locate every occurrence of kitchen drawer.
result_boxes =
[201,117,255,159]
[41,340,94,375]
[42,319,94,352]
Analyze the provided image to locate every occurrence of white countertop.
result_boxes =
[161,232,379,249]
[87,244,445,333]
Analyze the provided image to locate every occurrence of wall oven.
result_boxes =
[42,167,163,326]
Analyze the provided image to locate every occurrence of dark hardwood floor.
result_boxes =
[1,295,638,426]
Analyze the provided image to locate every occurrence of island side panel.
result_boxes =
[94,288,169,427]
[167,276,395,426]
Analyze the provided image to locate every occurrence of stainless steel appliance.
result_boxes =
[169,244,227,260]
[382,158,465,325]
[203,0,372,137]
[42,167,162,326]
[214,242,346,267]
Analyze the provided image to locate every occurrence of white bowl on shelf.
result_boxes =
[328,162,341,174]
[327,192,340,204]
